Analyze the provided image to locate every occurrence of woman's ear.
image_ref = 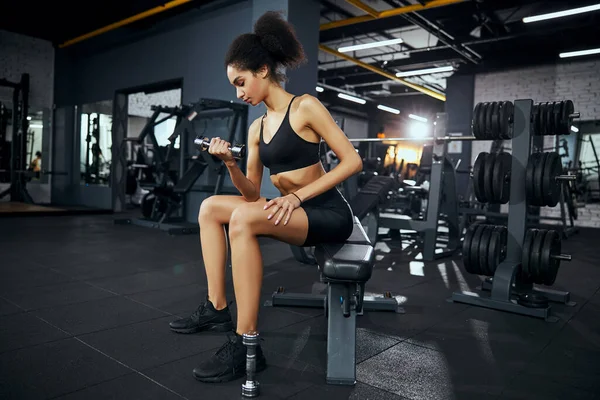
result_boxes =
[259,64,269,79]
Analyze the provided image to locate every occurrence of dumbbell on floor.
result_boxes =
[194,136,246,159]
[241,332,260,398]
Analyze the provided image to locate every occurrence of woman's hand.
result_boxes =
[264,194,302,225]
[208,137,234,163]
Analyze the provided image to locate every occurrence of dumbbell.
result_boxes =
[241,332,260,398]
[194,136,246,159]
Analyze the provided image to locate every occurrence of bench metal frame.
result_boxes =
[267,220,400,385]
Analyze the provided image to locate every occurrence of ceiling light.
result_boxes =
[408,114,427,123]
[377,105,400,114]
[316,86,324,92]
[396,66,454,77]
[559,47,600,58]
[571,126,579,133]
[338,38,403,53]
[338,93,366,104]
[523,4,600,23]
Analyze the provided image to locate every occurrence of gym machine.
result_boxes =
[0,73,30,202]
[0,102,10,182]
[0,74,64,203]
[81,113,104,185]
[348,113,464,261]
[115,98,248,235]
[452,99,578,321]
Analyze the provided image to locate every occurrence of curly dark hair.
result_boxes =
[224,11,307,84]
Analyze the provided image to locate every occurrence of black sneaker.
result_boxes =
[193,334,267,383]
[169,298,233,334]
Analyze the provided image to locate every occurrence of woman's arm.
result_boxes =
[293,95,363,203]
[224,118,263,202]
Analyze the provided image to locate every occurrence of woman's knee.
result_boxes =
[198,195,238,224]
[228,204,257,239]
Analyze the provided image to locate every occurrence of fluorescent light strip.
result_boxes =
[559,47,600,58]
[316,86,324,92]
[523,4,600,23]
[377,104,400,114]
[396,65,454,77]
[338,93,366,104]
[338,38,403,53]
[408,114,427,123]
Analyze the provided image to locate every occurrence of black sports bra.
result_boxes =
[259,96,321,175]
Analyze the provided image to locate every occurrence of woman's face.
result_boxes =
[227,65,269,106]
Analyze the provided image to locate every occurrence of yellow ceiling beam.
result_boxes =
[319,44,446,101]
[320,0,467,31]
[59,0,192,48]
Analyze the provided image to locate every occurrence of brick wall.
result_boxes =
[128,89,182,118]
[472,59,600,227]
[0,30,54,108]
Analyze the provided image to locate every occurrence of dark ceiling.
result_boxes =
[2,0,599,121]
[316,0,600,119]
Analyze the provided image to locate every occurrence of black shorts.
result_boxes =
[267,188,354,246]
[299,188,354,247]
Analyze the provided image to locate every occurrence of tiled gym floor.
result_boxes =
[1,214,599,400]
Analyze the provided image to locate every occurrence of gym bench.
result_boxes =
[268,176,399,385]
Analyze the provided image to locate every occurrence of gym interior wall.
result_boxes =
[51,0,322,222]
[0,30,54,204]
[471,59,600,227]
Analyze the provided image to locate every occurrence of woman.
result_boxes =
[170,11,363,383]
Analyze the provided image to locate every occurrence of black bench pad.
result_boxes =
[314,218,374,282]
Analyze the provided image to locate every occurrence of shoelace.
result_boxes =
[215,335,238,362]
[190,303,207,322]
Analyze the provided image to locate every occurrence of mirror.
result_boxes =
[79,100,113,185]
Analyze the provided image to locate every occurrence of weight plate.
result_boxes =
[472,103,482,138]
[484,153,496,203]
[470,223,486,275]
[485,102,494,140]
[530,229,547,284]
[488,225,507,276]
[553,101,563,137]
[478,103,488,140]
[496,102,505,139]
[502,101,514,139]
[534,152,548,206]
[478,225,493,276]
[532,104,540,136]
[534,103,543,136]
[543,152,562,207]
[547,102,555,136]
[561,100,574,136]
[462,223,477,274]
[490,102,500,139]
[499,226,508,270]
[486,227,500,277]
[547,101,557,136]
[473,152,489,203]
[541,230,561,286]
[526,153,541,205]
[492,152,512,204]
[521,228,536,282]
[540,102,549,136]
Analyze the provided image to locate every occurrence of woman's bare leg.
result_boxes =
[198,195,249,309]
[228,199,309,334]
